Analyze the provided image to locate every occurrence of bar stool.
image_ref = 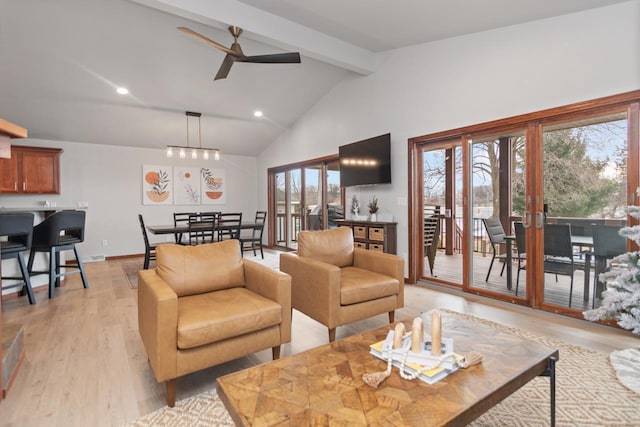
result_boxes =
[28,210,89,298]
[0,213,36,304]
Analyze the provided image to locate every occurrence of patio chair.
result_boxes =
[543,223,578,307]
[514,221,527,296]
[482,218,508,282]
[591,224,627,308]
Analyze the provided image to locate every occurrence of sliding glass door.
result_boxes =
[540,112,629,311]
[269,156,344,250]
[409,91,640,321]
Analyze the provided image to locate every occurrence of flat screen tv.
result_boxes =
[339,133,391,187]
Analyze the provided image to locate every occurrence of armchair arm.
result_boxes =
[138,269,178,382]
[280,252,342,328]
[243,259,292,343]
[353,248,405,308]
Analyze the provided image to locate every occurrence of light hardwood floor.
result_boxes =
[0,252,638,426]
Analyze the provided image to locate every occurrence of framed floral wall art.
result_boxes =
[173,167,201,205]
[142,165,173,205]
[201,168,225,205]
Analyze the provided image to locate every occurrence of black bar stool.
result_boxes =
[0,212,36,304]
[28,210,89,298]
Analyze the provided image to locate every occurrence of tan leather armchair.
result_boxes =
[280,227,404,342]
[138,240,291,407]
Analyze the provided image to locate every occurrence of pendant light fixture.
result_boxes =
[166,111,220,160]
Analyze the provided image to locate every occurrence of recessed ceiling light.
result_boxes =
[253,110,263,117]
[116,87,129,95]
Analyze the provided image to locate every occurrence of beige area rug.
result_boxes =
[122,260,145,289]
[127,310,640,426]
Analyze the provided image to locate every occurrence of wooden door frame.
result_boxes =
[408,89,640,317]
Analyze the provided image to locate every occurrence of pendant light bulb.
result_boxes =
[166,147,173,158]
[203,150,209,160]
[214,149,220,161]
[191,149,198,159]
[179,148,186,159]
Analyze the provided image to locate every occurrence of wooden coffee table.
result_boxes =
[217,315,559,426]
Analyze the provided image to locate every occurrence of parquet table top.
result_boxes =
[217,315,559,426]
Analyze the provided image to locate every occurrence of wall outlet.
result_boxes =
[101,240,108,247]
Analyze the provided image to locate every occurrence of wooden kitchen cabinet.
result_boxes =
[0,145,62,194]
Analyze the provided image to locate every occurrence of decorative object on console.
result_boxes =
[368,195,379,221]
[431,310,442,356]
[166,112,220,161]
[351,195,360,217]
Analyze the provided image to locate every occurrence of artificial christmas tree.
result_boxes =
[583,205,640,334]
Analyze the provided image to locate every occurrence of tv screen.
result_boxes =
[339,133,391,187]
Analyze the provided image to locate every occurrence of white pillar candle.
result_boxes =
[393,323,405,349]
[431,310,442,356]
[411,317,423,353]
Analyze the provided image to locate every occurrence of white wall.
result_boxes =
[257,1,640,266]
[1,138,259,259]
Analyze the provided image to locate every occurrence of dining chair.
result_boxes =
[239,211,266,258]
[543,223,578,307]
[0,212,36,304]
[591,224,627,307]
[188,212,218,245]
[138,214,159,269]
[173,212,191,244]
[482,218,508,282]
[28,210,89,298]
[514,221,527,296]
[218,212,243,242]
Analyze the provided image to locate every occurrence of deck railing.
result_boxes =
[275,213,302,244]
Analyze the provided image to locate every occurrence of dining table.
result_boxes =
[503,233,595,303]
[147,222,264,246]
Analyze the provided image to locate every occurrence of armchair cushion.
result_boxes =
[297,226,354,267]
[177,287,282,350]
[340,267,399,305]
[156,240,245,297]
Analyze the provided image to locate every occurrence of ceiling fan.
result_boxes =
[178,26,301,81]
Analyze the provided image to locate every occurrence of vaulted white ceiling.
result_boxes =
[0,0,630,155]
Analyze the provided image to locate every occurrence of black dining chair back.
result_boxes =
[482,218,508,282]
[0,212,36,304]
[543,223,577,307]
[173,212,191,244]
[28,210,88,298]
[592,224,626,258]
[138,214,157,269]
[240,211,266,258]
[188,212,219,245]
[218,212,243,242]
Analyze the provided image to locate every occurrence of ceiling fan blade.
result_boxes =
[214,54,235,80]
[177,27,240,58]
[240,52,301,64]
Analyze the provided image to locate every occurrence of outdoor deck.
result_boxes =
[423,252,599,312]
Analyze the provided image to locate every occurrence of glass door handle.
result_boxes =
[523,212,532,228]
[535,212,544,229]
